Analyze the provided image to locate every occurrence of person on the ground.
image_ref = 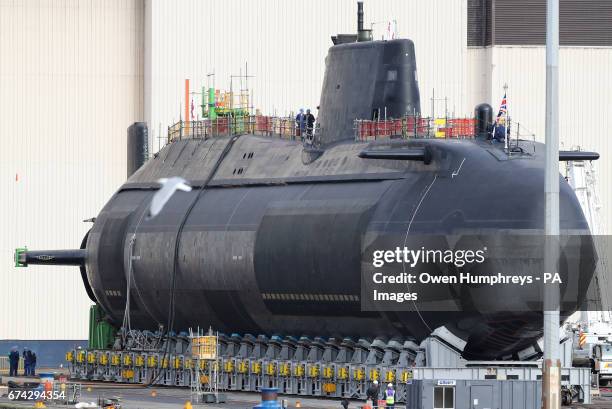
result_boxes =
[8,346,19,377]
[30,351,37,376]
[305,108,315,138]
[22,348,30,376]
[385,383,396,409]
[366,379,380,408]
[295,108,306,139]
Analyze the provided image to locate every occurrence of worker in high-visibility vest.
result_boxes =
[385,383,395,408]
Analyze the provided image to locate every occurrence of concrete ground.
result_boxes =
[78,387,361,408]
[0,383,363,409]
[2,382,612,408]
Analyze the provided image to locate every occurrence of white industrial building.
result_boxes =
[1,0,610,343]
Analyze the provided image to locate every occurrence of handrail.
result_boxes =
[167,116,313,143]
[0,356,24,374]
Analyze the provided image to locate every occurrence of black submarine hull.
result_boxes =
[84,135,594,360]
[19,34,596,360]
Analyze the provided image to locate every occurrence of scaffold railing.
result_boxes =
[167,116,317,143]
[354,115,477,142]
[190,327,220,404]
[166,115,476,145]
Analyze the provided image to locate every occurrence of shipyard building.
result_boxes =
[1,0,611,355]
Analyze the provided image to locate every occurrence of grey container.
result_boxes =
[406,379,541,409]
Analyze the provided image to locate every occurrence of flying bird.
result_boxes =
[147,177,192,219]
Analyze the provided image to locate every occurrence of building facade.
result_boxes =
[0,0,144,340]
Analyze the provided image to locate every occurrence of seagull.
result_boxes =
[147,177,192,219]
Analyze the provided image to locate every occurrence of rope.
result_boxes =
[147,134,241,386]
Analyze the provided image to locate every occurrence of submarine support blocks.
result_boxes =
[65,332,591,404]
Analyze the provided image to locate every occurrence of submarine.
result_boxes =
[17,2,599,360]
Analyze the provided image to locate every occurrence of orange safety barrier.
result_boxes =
[357,119,408,140]
[365,121,374,138]
[404,116,417,135]
[417,117,430,134]
[439,127,453,138]
[167,114,476,143]
[375,121,387,137]
[448,118,476,137]
[206,118,226,135]
[255,115,269,134]
[356,119,407,141]
[393,118,403,135]
[355,116,476,141]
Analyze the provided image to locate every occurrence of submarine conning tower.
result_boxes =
[317,2,421,146]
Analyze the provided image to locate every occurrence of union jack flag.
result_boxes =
[497,93,507,119]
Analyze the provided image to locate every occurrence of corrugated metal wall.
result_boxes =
[491,46,612,234]
[493,0,612,46]
[0,0,144,339]
[467,0,492,46]
[144,0,473,151]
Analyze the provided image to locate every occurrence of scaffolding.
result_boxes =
[190,327,220,404]
[197,67,253,121]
